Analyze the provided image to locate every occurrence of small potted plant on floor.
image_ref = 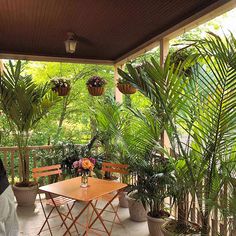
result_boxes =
[126,154,148,222]
[86,76,106,96]
[126,153,151,222]
[117,77,136,94]
[139,154,175,236]
[51,77,71,96]
[118,174,131,208]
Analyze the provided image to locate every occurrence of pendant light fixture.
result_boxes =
[64,32,78,54]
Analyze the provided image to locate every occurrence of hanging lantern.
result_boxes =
[64,32,78,54]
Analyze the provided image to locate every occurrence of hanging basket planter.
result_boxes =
[87,86,105,96]
[57,86,71,96]
[51,77,71,97]
[117,83,136,94]
[86,76,106,96]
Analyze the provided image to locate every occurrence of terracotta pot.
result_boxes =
[87,86,105,96]
[147,214,166,236]
[57,86,70,96]
[12,184,38,206]
[117,83,136,94]
[127,193,147,222]
[119,191,129,208]
[161,220,201,236]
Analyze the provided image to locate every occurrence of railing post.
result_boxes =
[11,151,15,184]
[114,64,123,103]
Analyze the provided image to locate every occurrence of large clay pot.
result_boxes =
[127,193,147,222]
[87,86,105,96]
[147,214,166,236]
[161,220,201,236]
[12,184,38,206]
[117,83,136,94]
[119,191,129,208]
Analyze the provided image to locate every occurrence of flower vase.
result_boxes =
[80,173,89,188]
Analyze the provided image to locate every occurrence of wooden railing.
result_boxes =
[1,145,235,235]
[0,145,53,184]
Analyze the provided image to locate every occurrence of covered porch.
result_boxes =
[1,1,236,236]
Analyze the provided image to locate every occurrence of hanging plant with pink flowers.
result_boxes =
[86,76,106,96]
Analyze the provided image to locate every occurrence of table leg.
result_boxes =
[38,192,54,236]
[59,202,79,234]
[49,193,72,236]
[63,201,91,236]
[83,190,122,236]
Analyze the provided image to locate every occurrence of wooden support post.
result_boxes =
[160,38,169,67]
[114,65,123,103]
[160,38,170,151]
[0,59,4,74]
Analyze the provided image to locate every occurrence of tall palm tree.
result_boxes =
[0,60,58,185]
[119,32,236,235]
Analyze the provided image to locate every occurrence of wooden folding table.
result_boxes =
[39,177,127,236]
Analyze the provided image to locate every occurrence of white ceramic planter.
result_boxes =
[119,191,129,208]
[147,214,166,236]
[127,193,147,222]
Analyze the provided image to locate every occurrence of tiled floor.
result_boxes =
[17,198,149,236]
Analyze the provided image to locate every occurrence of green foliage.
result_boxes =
[0,60,59,184]
[92,96,128,163]
[119,32,236,234]
[24,62,115,144]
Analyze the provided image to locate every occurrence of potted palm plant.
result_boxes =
[0,60,58,206]
[117,77,136,94]
[139,154,175,236]
[125,108,164,222]
[126,179,148,222]
[119,32,236,235]
[86,76,106,96]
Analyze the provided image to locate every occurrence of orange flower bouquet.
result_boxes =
[73,158,96,187]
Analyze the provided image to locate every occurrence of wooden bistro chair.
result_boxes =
[32,164,78,235]
[90,162,129,234]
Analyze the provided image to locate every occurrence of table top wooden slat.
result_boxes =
[39,177,127,202]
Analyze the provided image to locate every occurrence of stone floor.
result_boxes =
[17,197,149,236]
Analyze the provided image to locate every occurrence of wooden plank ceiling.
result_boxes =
[0,0,231,63]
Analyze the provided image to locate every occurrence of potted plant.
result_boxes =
[86,76,106,96]
[0,60,58,206]
[118,174,131,208]
[161,158,201,236]
[117,77,136,94]
[127,186,148,222]
[125,152,150,222]
[51,77,71,96]
[119,32,236,235]
[143,155,175,236]
[124,108,163,222]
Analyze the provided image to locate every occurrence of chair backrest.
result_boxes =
[102,162,129,175]
[32,164,62,180]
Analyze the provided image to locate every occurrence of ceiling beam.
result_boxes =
[0,53,114,65]
[115,0,236,66]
